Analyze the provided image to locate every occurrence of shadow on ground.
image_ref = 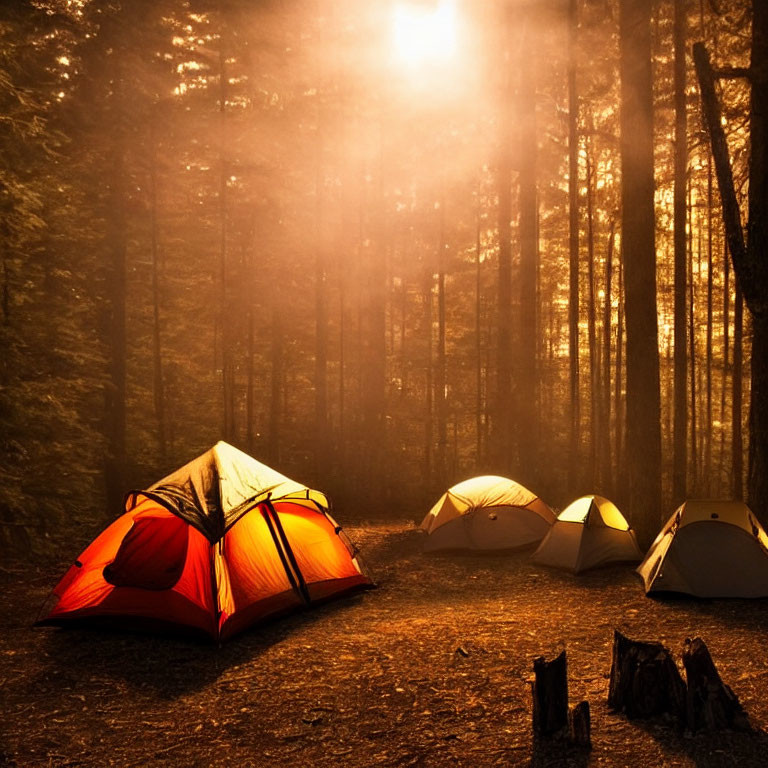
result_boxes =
[34,592,368,699]
[632,716,768,768]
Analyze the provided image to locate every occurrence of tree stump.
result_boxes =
[682,637,750,732]
[608,630,686,720]
[531,651,569,738]
[569,700,591,749]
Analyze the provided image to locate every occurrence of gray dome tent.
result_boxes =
[531,495,642,573]
[637,500,768,598]
[420,475,554,552]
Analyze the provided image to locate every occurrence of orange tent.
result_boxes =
[37,442,372,641]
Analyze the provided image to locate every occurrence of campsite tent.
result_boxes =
[530,495,642,573]
[420,475,555,552]
[637,499,768,598]
[37,442,372,640]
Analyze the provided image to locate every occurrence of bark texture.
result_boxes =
[619,0,662,545]
[682,637,750,732]
[608,630,686,721]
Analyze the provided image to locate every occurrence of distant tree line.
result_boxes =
[0,0,763,553]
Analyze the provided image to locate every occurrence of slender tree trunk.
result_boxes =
[718,239,729,492]
[688,188,698,494]
[616,259,625,481]
[567,0,581,486]
[696,214,704,473]
[619,0,661,546]
[104,66,127,512]
[353,160,367,486]
[218,46,235,443]
[338,242,346,464]
[666,337,674,453]
[436,191,447,485]
[424,267,433,485]
[476,204,483,465]
[602,222,615,490]
[705,156,714,493]
[149,115,166,466]
[268,299,283,465]
[733,285,744,499]
[360,128,388,497]
[246,298,255,453]
[399,246,408,400]
[518,28,538,487]
[244,214,257,456]
[495,10,514,468]
[585,139,598,487]
[672,0,688,504]
[315,126,328,480]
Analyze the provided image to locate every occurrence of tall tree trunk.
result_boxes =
[688,190,698,494]
[149,114,166,467]
[616,258,625,482]
[358,131,387,498]
[585,139,598,487]
[733,285,744,499]
[218,46,235,443]
[424,267,433,485]
[338,240,346,467]
[567,0,581,486]
[104,65,127,513]
[495,9,514,469]
[244,214,256,456]
[366,140,388,494]
[436,192,447,485]
[245,297,255,454]
[476,204,484,465]
[705,156,714,493]
[672,0,688,504]
[718,239,729,493]
[602,222,615,491]
[619,0,661,546]
[268,299,283,465]
[518,26,538,487]
[314,127,328,481]
[746,1,768,516]
[399,245,408,400]
[694,16,768,518]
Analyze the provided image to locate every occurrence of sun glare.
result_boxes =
[392,1,457,70]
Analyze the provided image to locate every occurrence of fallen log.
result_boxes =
[682,637,750,732]
[608,630,686,720]
[531,651,568,738]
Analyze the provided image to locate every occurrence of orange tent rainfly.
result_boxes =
[37,442,372,641]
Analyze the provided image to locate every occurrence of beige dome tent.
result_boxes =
[530,495,642,573]
[637,500,768,598]
[420,475,554,552]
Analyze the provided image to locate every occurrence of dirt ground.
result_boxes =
[2,521,768,767]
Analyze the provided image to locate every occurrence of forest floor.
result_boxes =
[2,520,768,768]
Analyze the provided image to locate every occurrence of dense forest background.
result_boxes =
[0,0,759,554]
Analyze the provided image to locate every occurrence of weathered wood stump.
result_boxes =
[531,651,568,738]
[569,700,591,749]
[608,630,686,720]
[682,637,750,732]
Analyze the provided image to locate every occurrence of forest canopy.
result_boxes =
[0,0,758,553]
